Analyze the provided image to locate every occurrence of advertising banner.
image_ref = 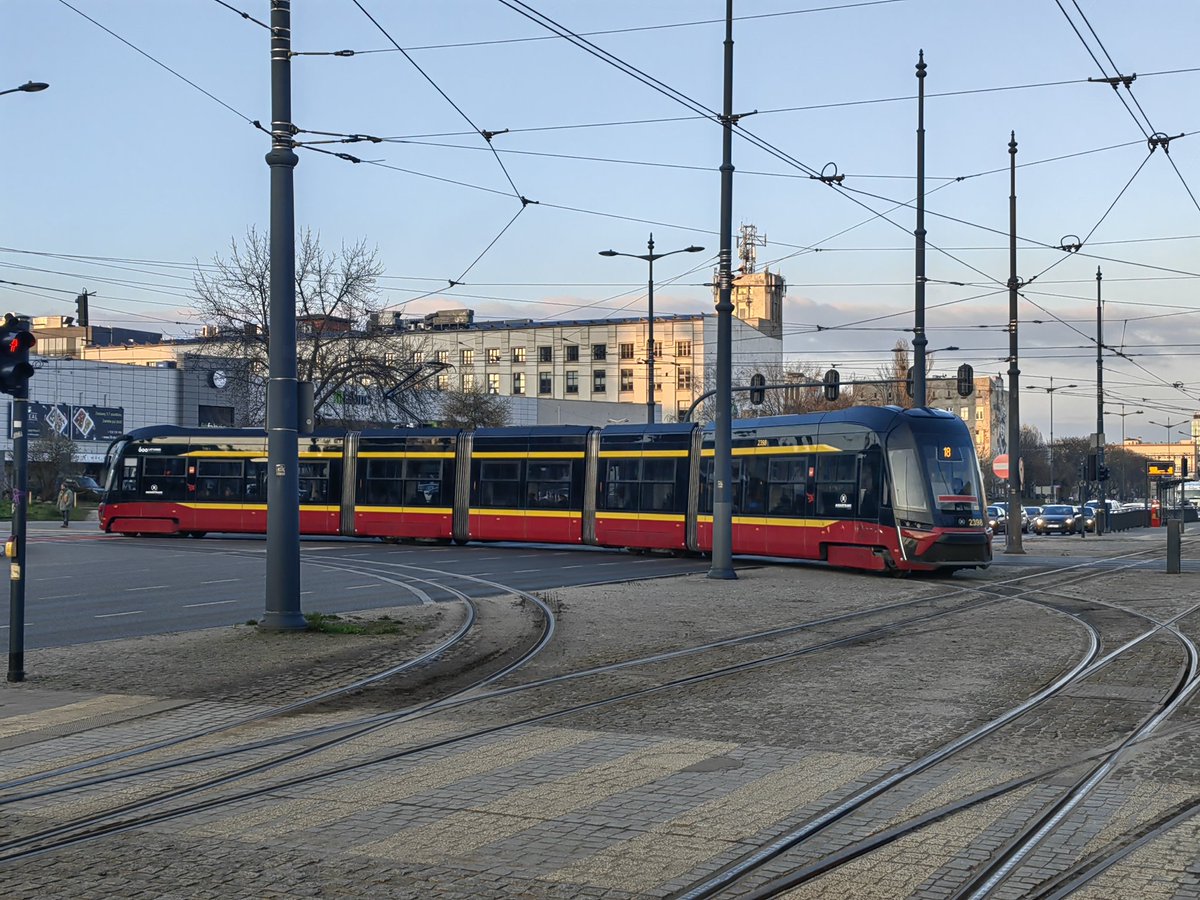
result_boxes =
[11,403,126,442]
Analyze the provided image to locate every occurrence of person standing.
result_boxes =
[56,482,75,528]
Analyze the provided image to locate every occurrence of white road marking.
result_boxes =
[183,600,237,608]
[561,565,584,569]
[200,579,239,585]
[125,585,169,592]
[0,623,31,629]
[39,595,80,601]
[95,610,143,619]
[512,568,540,574]
[344,585,375,590]
[33,575,75,582]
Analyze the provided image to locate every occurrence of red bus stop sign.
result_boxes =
[993,453,1009,480]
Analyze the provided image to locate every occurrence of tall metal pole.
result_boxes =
[1049,376,1055,502]
[6,387,28,682]
[646,234,656,425]
[912,50,928,408]
[1095,267,1105,532]
[1005,132,1025,553]
[261,0,304,630]
[708,0,736,580]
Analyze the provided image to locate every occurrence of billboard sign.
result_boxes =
[1148,459,1176,478]
[12,403,125,442]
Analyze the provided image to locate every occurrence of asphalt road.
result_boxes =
[9,523,710,649]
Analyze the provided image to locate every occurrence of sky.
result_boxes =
[4,0,1200,442]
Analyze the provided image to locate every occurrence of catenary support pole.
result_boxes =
[709,0,736,580]
[646,235,656,425]
[261,0,305,631]
[1095,267,1105,534]
[1005,132,1025,554]
[912,50,928,408]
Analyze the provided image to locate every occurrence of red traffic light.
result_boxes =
[6,332,34,353]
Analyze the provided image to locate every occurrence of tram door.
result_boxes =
[733,457,768,555]
[855,450,884,546]
[764,454,813,558]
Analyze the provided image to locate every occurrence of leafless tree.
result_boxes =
[436,383,511,429]
[192,228,440,427]
[30,431,77,500]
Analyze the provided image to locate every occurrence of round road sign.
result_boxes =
[993,453,1009,479]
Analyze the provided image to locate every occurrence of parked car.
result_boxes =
[1032,504,1079,535]
[986,505,1007,534]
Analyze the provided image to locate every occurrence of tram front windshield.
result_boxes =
[101,439,127,494]
[889,437,983,527]
[923,441,984,516]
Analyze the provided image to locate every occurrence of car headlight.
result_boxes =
[1036,517,1045,524]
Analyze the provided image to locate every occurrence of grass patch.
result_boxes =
[304,612,411,636]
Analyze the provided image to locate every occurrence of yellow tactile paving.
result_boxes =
[882,764,1021,830]
[543,751,883,891]
[776,787,1037,900]
[0,694,161,740]
[189,723,592,838]
[359,737,736,862]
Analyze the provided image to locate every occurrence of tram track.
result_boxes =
[667,540,1200,899]
[0,541,1173,870]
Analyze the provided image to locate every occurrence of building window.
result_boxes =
[198,405,234,427]
[412,350,425,364]
[436,373,449,391]
[619,343,634,360]
[462,373,476,391]
[620,369,634,392]
[675,340,692,358]
[461,349,474,366]
[539,371,552,394]
[512,372,525,395]
[435,350,449,364]
[960,406,969,420]
[677,367,692,391]
[384,350,399,367]
[976,408,985,421]
[538,345,552,363]
[487,347,501,364]
[652,340,663,358]
[677,400,691,419]
[566,371,579,394]
[512,347,526,364]
[592,343,607,361]
[488,373,500,394]
[593,370,606,393]
[565,344,579,362]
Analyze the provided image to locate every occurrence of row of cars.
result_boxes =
[986,500,1120,536]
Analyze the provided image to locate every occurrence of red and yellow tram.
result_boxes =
[98,407,991,574]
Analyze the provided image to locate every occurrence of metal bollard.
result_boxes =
[1167,518,1182,574]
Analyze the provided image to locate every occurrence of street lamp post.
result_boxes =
[1112,404,1143,499]
[599,234,704,424]
[0,82,49,97]
[5,80,48,684]
[1039,377,1076,501]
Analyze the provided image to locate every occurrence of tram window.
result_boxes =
[299,461,329,503]
[141,456,187,501]
[742,458,767,514]
[122,458,138,494]
[404,459,443,506]
[527,460,572,508]
[196,459,243,501]
[603,458,639,511]
[767,456,808,516]
[245,461,266,501]
[640,458,676,511]
[480,460,521,508]
[816,454,858,517]
[859,453,881,519]
[888,448,930,520]
[364,459,404,505]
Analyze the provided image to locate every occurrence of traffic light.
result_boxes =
[0,314,35,397]
[75,291,90,329]
[823,368,841,401]
[1183,457,1189,478]
[1098,464,1110,482]
[956,363,975,397]
[749,373,766,406]
[1086,453,1098,481]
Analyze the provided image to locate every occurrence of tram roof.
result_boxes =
[707,405,962,432]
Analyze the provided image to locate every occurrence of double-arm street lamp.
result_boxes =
[0,81,48,97]
[600,234,704,424]
[1111,404,1143,499]
[1038,377,1076,501]
[1149,416,1191,471]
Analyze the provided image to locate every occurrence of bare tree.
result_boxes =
[192,228,440,427]
[436,384,511,429]
[30,432,76,500]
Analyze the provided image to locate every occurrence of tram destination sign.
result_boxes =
[9,402,125,442]
[1147,459,1176,478]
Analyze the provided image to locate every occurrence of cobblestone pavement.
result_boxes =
[2,529,1199,898]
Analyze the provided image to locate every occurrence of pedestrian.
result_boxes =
[56,482,76,528]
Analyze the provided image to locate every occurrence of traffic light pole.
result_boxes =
[7,394,28,681]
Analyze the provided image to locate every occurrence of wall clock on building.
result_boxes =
[209,370,228,389]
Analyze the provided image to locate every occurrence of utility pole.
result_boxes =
[261,0,305,631]
[1005,132,1025,554]
[912,50,928,408]
[1095,267,1105,533]
[708,0,736,580]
